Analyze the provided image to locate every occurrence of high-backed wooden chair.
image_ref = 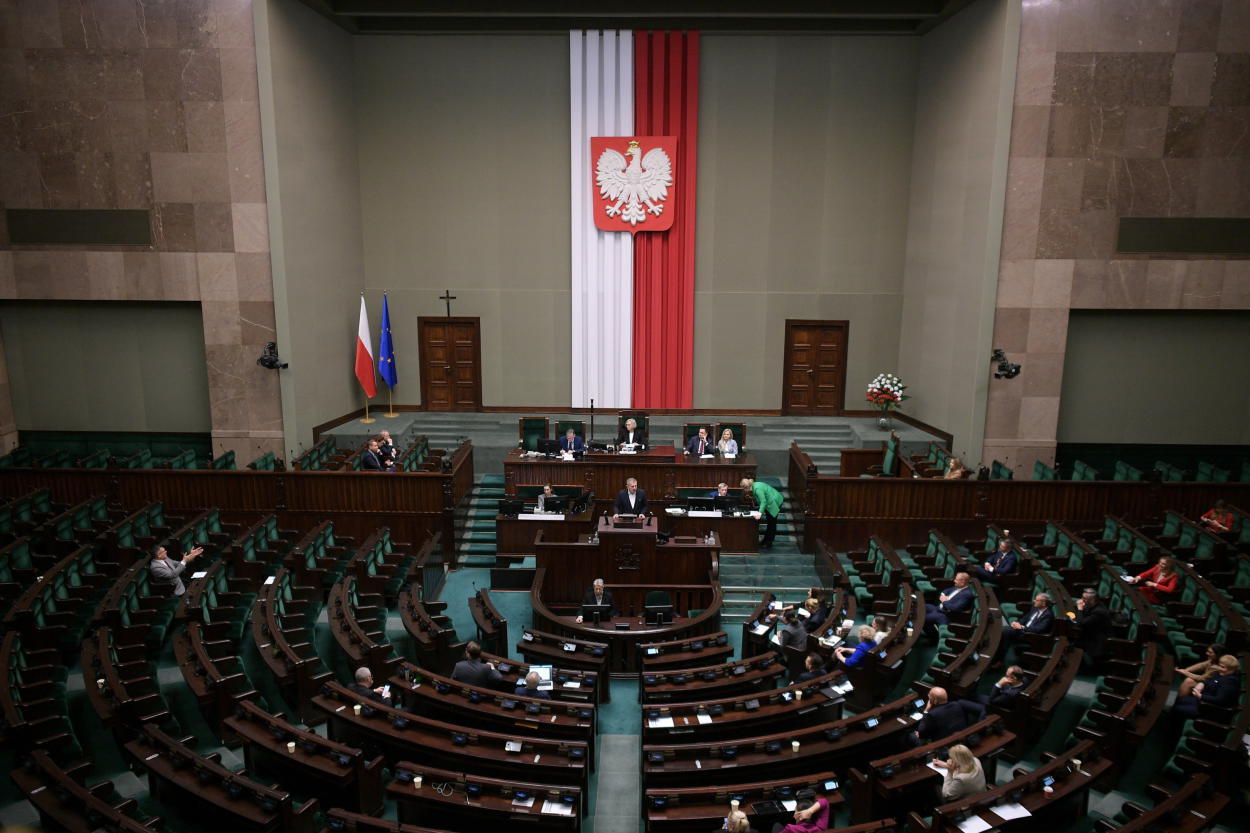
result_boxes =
[517,417,549,452]
[681,423,715,449]
[617,411,649,435]
[555,419,586,440]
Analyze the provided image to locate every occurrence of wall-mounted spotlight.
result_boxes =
[991,348,1021,379]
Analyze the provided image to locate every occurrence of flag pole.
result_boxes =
[384,389,397,418]
[361,396,374,424]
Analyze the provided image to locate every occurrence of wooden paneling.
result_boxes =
[504,448,756,499]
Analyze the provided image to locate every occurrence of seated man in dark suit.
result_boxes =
[974,538,1019,584]
[519,670,552,700]
[1073,587,1112,672]
[796,653,827,683]
[450,641,503,689]
[910,686,970,746]
[575,578,616,623]
[994,592,1054,665]
[360,439,388,472]
[350,667,392,704]
[981,665,1026,708]
[683,426,712,456]
[923,571,975,637]
[616,418,647,450]
[613,477,649,517]
[559,428,585,453]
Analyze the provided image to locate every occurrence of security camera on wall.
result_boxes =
[257,342,288,370]
[990,348,1021,380]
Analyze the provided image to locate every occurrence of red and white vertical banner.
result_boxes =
[632,31,699,409]
[570,30,635,409]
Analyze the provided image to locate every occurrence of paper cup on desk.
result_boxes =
[791,740,800,753]
[795,689,803,701]
[414,775,423,789]
[286,741,295,754]
[1042,786,1054,798]
[730,800,740,811]
[352,703,362,716]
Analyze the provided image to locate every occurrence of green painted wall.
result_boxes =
[1058,310,1250,445]
[0,301,211,432]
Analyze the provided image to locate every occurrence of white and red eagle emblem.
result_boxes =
[591,136,676,233]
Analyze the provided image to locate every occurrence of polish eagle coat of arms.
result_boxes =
[590,136,677,233]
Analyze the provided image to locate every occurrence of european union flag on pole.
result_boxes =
[378,293,398,389]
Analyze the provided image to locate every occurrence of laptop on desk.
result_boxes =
[526,664,555,691]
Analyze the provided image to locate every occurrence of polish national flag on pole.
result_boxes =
[355,295,377,398]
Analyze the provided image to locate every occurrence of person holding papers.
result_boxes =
[559,428,585,453]
[801,597,828,633]
[933,744,986,801]
[350,667,392,705]
[741,477,784,549]
[717,428,739,456]
[613,477,649,517]
[616,418,647,450]
[684,426,712,456]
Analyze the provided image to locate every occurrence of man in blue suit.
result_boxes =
[559,428,585,453]
[923,571,975,637]
[975,538,1019,583]
[684,426,712,456]
[993,591,1054,665]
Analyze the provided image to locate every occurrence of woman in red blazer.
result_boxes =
[1128,555,1180,604]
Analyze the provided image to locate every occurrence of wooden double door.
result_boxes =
[782,320,849,415]
[418,317,482,411]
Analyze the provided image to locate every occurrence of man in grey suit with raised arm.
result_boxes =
[149,544,203,597]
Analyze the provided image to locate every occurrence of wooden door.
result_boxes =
[418,317,483,411]
[782,320,848,415]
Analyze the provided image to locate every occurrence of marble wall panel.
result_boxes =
[985,0,1250,473]
[1,0,282,460]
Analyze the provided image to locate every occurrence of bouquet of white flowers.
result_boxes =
[866,372,909,414]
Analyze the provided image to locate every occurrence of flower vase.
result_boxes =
[877,410,893,431]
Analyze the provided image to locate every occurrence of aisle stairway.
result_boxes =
[718,480,823,623]
[761,421,853,476]
[457,473,506,568]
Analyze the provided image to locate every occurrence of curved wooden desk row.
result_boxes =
[641,630,734,670]
[641,690,926,788]
[398,585,462,672]
[82,626,176,733]
[125,723,318,833]
[250,569,333,725]
[528,568,724,673]
[478,649,607,704]
[387,660,597,751]
[1,631,79,760]
[848,715,1015,823]
[645,769,845,832]
[641,668,848,745]
[389,761,584,828]
[12,750,164,833]
[3,543,108,652]
[913,739,1111,833]
[313,681,590,795]
[173,621,260,733]
[224,699,385,815]
[641,652,787,704]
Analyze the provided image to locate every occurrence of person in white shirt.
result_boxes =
[612,477,649,517]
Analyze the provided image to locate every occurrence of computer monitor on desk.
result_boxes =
[498,498,524,517]
[714,495,739,513]
[542,495,567,513]
[536,438,561,456]
[687,497,715,512]
[645,604,674,626]
[581,604,612,625]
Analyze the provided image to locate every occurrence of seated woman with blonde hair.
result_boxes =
[943,456,968,479]
[1177,643,1225,698]
[933,743,986,801]
[833,625,878,668]
[718,809,756,833]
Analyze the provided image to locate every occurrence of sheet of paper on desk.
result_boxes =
[992,802,1032,820]
[191,571,207,579]
[519,513,558,521]
[750,511,762,519]
[956,815,993,833]
[542,800,574,815]
[696,713,713,724]
[926,760,944,774]
[666,508,684,515]
[796,607,810,618]
[512,796,536,808]
[753,624,771,635]
[700,454,715,459]
[769,633,781,645]
[818,637,843,649]
[724,453,736,459]
[689,510,721,518]
[782,800,797,811]
[648,717,675,728]
[562,680,581,689]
